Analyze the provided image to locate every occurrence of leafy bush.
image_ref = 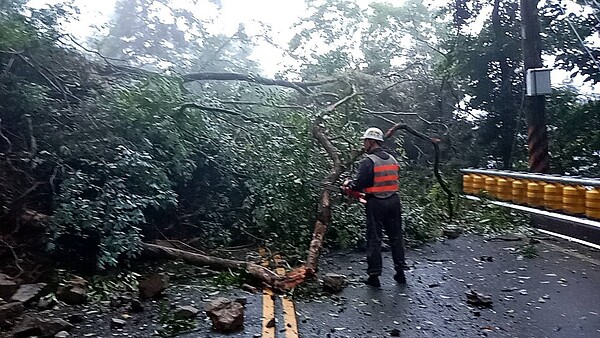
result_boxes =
[49,146,177,269]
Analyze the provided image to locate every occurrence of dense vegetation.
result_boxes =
[0,0,598,275]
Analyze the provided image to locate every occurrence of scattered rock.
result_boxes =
[56,285,87,305]
[110,318,126,329]
[37,296,56,310]
[0,302,25,322]
[466,290,493,307]
[234,297,247,306]
[128,299,144,313]
[55,331,70,338]
[443,226,461,239]
[56,277,88,305]
[66,314,83,324]
[110,294,121,308]
[205,297,244,332]
[265,317,275,328]
[174,305,199,320]
[138,273,169,299]
[10,283,47,304]
[12,315,73,337]
[322,273,347,293]
[0,274,18,301]
[390,328,401,336]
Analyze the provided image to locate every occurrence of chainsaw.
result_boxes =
[320,182,367,204]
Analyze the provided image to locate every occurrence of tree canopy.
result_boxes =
[0,0,598,272]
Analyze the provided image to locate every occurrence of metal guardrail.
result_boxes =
[460,168,600,187]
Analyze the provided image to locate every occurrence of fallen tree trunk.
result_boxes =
[142,243,285,288]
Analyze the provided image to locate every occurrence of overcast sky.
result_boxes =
[27,0,600,94]
[27,0,432,77]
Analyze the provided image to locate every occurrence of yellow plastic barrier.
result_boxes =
[497,178,511,201]
[485,176,498,197]
[563,186,586,215]
[526,181,544,207]
[585,188,600,220]
[472,175,484,195]
[543,183,563,210]
[511,180,526,204]
[463,174,474,194]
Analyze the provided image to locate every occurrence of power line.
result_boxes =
[558,0,600,73]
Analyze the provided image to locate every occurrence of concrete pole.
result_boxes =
[520,0,550,173]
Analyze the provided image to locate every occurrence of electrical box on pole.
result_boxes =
[526,68,552,96]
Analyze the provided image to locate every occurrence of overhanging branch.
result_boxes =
[383,121,455,219]
[178,103,262,123]
[182,72,336,96]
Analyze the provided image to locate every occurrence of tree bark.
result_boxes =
[142,243,283,288]
[492,0,518,169]
[182,72,335,95]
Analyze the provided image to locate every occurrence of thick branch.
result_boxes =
[303,86,359,272]
[179,103,262,123]
[365,109,418,117]
[220,101,306,110]
[182,72,335,96]
[142,243,283,288]
[384,123,455,218]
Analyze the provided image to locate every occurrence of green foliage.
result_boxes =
[49,145,178,269]
[87,271,140,303]
[456,199,528,235]
[546,89,600,176]
[212,269,248,287]
[1,0,598,274]
[520,243,538,259]
[0,18,36,50]
[400,169,448,242]
[401,167,527,242]
[158,301,196,337]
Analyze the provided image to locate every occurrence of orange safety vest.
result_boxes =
[364,153,400,198]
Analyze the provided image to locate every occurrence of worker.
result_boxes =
[342,127,406,287]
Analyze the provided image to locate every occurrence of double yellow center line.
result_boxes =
[260,249,299,337]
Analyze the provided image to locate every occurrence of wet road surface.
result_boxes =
[296,233,600,337]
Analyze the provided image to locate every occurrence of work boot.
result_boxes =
[363,275,381,288]
[394,272,406,284]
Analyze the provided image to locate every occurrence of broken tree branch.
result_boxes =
[365,109,418,117]
[383,122,455,218]
[0,239,24,279]
[142,243,283,288]
[182,72,335,96]
[220,100,306,110]
[0,118,13,153]
[178,103,262,123]
[300,86,359,278]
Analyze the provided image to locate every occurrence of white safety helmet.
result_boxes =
[362,127,384,142]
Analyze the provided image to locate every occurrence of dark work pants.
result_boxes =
[365,193,405,276]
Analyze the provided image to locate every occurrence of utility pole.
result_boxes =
[520,0,549,173]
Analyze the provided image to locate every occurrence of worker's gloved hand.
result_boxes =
[341,179,352,190]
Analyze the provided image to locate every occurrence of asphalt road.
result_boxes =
[295,233,600,337]
[56,232,600,338]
